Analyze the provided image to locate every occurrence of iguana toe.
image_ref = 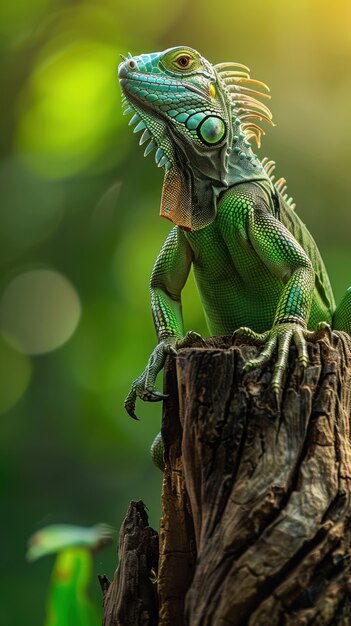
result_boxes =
[141,389,168,402]
[176,330,203,348]
[124,396,139,420]
[233,327,270,345]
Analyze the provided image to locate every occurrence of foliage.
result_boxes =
[1,1,351,624]
[27,524,113,626]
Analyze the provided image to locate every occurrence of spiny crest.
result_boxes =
[261,157,296,210]
[121,95,172,171]
[215,62,274,148]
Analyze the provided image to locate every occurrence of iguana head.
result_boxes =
[118,46,273,230]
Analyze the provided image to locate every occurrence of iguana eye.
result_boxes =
[176,55,191,68]
[161,50,200,73]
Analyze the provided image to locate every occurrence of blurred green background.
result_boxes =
[1,0,351,623]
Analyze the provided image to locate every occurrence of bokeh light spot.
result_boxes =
[0,270,81,355]
[0,335,31,414]
[15,40,122,178]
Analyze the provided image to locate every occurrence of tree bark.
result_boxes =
[104,332,351,625]
[101,500,159,626]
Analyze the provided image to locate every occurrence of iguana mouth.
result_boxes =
[120,72,212,106]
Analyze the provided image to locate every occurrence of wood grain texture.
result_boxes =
[158,355,197,625]
[102,500,159,626]
[105,332,351,625]
[159,332,351,625]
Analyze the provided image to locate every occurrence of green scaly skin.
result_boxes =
[118,46,351,429]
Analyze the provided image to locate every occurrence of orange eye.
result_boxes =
[177,55,191,68]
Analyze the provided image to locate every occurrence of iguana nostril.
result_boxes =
[129,60,136,69]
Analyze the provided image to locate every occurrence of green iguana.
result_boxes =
[118,46,351,425]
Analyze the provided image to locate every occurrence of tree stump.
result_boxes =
[104,332,351,625]
[101,500,159,625]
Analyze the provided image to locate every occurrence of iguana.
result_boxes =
[118,46,351,425]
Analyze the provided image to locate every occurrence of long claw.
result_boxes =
[125,332,199,418]
[176,330,203,348]
[303,322,332,343]
[141,389,168,402]
[148,391,169,402]
[187,331,202,340]
[149,394,168,402]
[243,336,276,371]
[317,321,332,342]
[243,361,254,372]
[233,326,269,345]
[238,321,333,403]
[129,411,140,421]
[124,400,140,420]
[298,355,308,368]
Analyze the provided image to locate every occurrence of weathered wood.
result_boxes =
[105,331,351,625]
[102,500,159,626]
[158,332,351,625]
[158,354,197,625]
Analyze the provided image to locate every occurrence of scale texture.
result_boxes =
[118,46,351,419]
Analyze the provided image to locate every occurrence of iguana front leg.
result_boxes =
[124,226,195,419]
[232,196,331,395]
[235,321,331,391]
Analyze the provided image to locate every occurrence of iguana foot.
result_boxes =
[233,321,332,398]
[124,331,202,419]
[176,330,203,348]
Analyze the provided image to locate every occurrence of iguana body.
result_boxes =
[118,46,351,422]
